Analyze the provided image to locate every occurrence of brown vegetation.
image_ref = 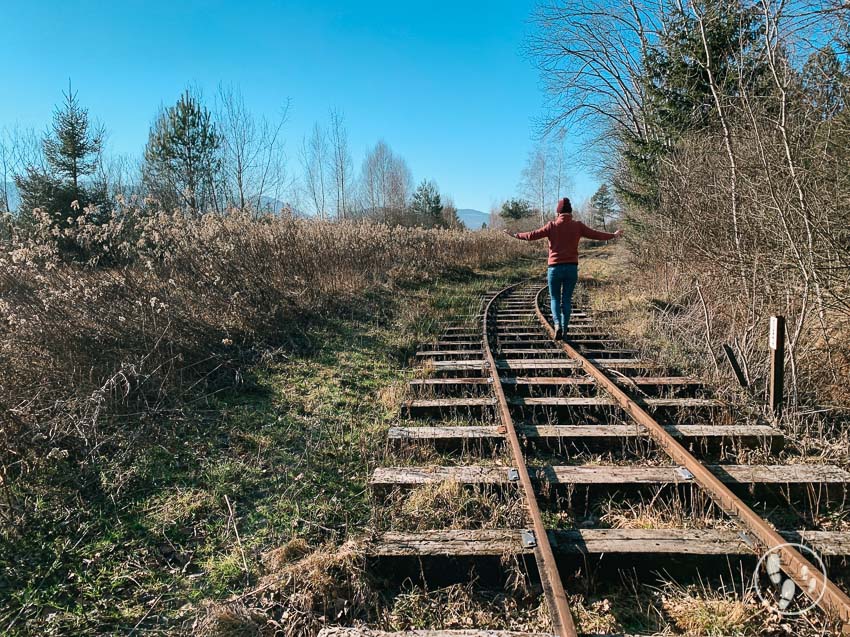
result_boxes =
[0,208,536,633]
[533,1,850,414]
[1,210,529,508]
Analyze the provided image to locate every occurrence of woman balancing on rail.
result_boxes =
[505,197,622,341]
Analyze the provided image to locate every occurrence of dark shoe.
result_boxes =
[554,326,563,341]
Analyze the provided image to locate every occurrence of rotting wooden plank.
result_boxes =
[494,359,656,370]
[318,630,556,637]
[389,425,503,440]
[424,359,656,372]
[495,340,582,347]
[498,348,566,355]
[404,397,720,411]
[513,337,615,342]
[498,328,599,334]
[416,350,484,357]
[370,464,850,488]
[426,359,582,370]
[387,424,783,444]
[318,631,656,637]
[513,397,723,409]
[427,360,488,370]
[431,341,482,347]
[406,397,610,410]
[493,332,551,338]
[502,376,596,385]
[409,377,492,387]
[506,376,701,387]
[372,465,514,486]
[371,528,850,557]
[405,397,497,409]
[571,349,638,356]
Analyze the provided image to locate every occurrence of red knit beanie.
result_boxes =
[556,198,572,215]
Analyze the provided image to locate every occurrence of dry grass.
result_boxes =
[658,581,781,636]
[381,580,550,631]
[195,539,376,637]
[0,210,533,529]
[375,481,526,531]
[0,207,540,634]
[597,490,735,530]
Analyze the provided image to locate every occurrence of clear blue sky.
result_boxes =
[1,0,598,213]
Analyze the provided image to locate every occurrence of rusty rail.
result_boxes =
[483,284,577,637]
[533,285,850,633]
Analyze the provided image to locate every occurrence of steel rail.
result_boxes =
[533,285,850,633]
[483,284,578,637]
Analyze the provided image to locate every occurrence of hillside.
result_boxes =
[457,208,490,229]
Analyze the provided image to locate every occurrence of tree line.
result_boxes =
[495,182,618,231]
[0,84,461,238]
[531,0,850,405]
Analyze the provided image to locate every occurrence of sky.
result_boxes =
[0,1,599,213]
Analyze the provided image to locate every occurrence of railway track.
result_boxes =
[325,279,850,636]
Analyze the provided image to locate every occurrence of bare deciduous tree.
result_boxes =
[532,0,850,407]
[530,0,659,140]
[359,140,412,222]
[519,137,572,223]
[301,123,330,219]
[216,85,289,213]
[328,108,353,220]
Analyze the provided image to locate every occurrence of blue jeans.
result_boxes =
[548,263,578,329]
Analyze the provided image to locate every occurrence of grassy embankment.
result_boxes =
[0,224,542,635]
[580,245,850,472]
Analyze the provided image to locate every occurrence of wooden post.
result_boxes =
[769,315,785,417]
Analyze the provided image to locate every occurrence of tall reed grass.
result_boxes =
[0,208,535,531]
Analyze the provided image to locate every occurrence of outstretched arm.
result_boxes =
[504,223,551,241]
[579,223,623,241]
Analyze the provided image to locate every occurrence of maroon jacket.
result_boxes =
[516,215,616,265]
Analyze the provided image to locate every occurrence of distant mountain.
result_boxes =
[457,208,490,229]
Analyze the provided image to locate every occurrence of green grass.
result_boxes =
[0,257,542,635]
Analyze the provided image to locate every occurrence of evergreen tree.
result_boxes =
[589,183,616,230]
[144,90,221,214]
[618,0,764,210]
[43,83,104,193]
[15,83,106,231]
[500,198,533,221]
[799,47,850,169]
[801,47,849,120]
[410,179,444,227]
